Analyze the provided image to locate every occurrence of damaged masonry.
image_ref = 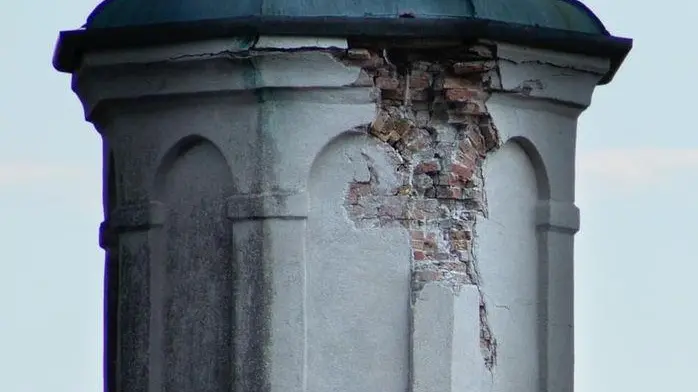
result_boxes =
[53,1,632,392]
[340,43,502,369]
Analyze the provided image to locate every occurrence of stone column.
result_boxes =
[69,35,615,392]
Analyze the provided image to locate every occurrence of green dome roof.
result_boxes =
[85,0,608,35]
[54,0,632,83]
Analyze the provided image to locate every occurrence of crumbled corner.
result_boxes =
[337,42,501,371]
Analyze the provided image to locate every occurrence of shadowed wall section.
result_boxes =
[478,140,541,392]
[306,133,411,392]
[154,136,235,392]
[102,150,118,392]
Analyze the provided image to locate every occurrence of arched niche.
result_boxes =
[306,132,411,392]
[477,139,547,392]
[153,135,235,392]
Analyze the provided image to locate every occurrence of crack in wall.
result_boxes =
[339,44,502,372]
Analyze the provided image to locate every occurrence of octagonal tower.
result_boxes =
[53,2,631,392]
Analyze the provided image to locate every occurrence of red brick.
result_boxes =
[347,182,372,204]
[402,128,433,151]
[409,71,432,89]
[414,160,441,174]
[466,129,486,154]
[457,148,480,167]
[443,76,475,89]
[346,50,384,69]
[450,229,472,241]
[479,120,500,150]
[450,162,475,181]
[444,88,487,103]
[452,60,495,75]
[459,100,487,116]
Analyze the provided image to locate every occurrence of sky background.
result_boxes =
[1,1,694,391]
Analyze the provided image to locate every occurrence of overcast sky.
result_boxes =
[1,1,694,391]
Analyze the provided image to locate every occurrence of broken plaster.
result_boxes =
[339,43,504,371]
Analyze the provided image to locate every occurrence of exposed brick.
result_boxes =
[479,119,500,151]
[377,196,409,219]
[450,161,476,182]
[413,250,428,261]
[409,71,432,90]
[407,202,440,221]
[453,60,496,75]
[347,48,372,60]
[436,186,463,200]
[401,128,433,152]
[459,100,488,116]
[370,112,412,143]
[444,87,488,103]
[340,43,501,372]
[457,147,480,167]
[465,128,486,154]
[347,182,372,204]
[414,159,441,174]
[443,76,476,89]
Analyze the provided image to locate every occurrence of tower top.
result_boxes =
[53,0,631,84]
[84,0,607,34]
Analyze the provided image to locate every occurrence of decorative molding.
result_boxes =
[254,36,348,49]
[492,43,610,108]
[98,220,116,250]
[226,191,308,221]
[536,200,580,234]
[110,201,167,231]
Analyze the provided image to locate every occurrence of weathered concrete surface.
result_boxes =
[78,36,608,392]
[308,134,411,392]
[413,283,485,392]
[478,141,540,392]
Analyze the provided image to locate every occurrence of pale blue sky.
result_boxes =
[1,1,694,391]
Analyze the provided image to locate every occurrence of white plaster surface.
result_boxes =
[307,134,411,392]
[483,49,601,390]
[254,36,348,49]
[412,283,486,392]
[493,43,610,107]
[478,141,540,392]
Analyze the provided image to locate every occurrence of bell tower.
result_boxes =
[53,1,631,392]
